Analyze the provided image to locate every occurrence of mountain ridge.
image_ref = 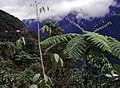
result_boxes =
[0,9,28,42]
[22,6,120,41]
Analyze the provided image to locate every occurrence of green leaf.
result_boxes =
[46,25,49,32]
[49,28,52,35]
[32,74,40,82]
[21,37,26,45]
[40,8,42,13]
[59,58,64,67]
[42,26,45,33]
[54,54,60,63]
[114,64,120,74]
[16,37,25,49]
[16,40,22,49]
[29,84,38,88]
[42,7,45,12]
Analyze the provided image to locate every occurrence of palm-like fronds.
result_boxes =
[88,47,104,57]
[107,37,120,59]
[84,32,111,53]
[40,33,79,45]
[65,36,87,59]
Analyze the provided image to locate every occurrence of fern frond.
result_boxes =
[107,37,120,59]
[66,18,85,32]
[40,33,79,45]
[88,47,104,57]
[84,32,111,52]
[93,22,112,32]
[44,43,58,54]
[65,36,87,59]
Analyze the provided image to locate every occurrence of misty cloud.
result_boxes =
[0,0,117,20]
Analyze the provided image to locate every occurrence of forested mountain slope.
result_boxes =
[0,9,28,41]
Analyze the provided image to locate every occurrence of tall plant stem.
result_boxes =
[35,2,46,83]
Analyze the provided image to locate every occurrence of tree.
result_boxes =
[42,20,64,36]
[40,18,120,87]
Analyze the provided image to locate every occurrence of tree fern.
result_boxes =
[84,32,111,53]
[88,47,105,57]
[65,36,87,59]
[40,33,79,45]
[107,37,120,59]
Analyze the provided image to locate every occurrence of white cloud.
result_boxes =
[0,0,117,20]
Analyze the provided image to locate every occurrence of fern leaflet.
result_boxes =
[65,36,86,59]
[84,32,111,53]
[107,37,120,59]
[40,33,79,45]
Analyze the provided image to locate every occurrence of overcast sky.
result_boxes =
[0,0,118,20]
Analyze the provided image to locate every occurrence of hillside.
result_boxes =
[0,9,28,41]
[0,9,27,31]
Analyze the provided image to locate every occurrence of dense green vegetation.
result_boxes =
[0,9,26,31]
[0,7,120,88]
[40,23,120,87]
